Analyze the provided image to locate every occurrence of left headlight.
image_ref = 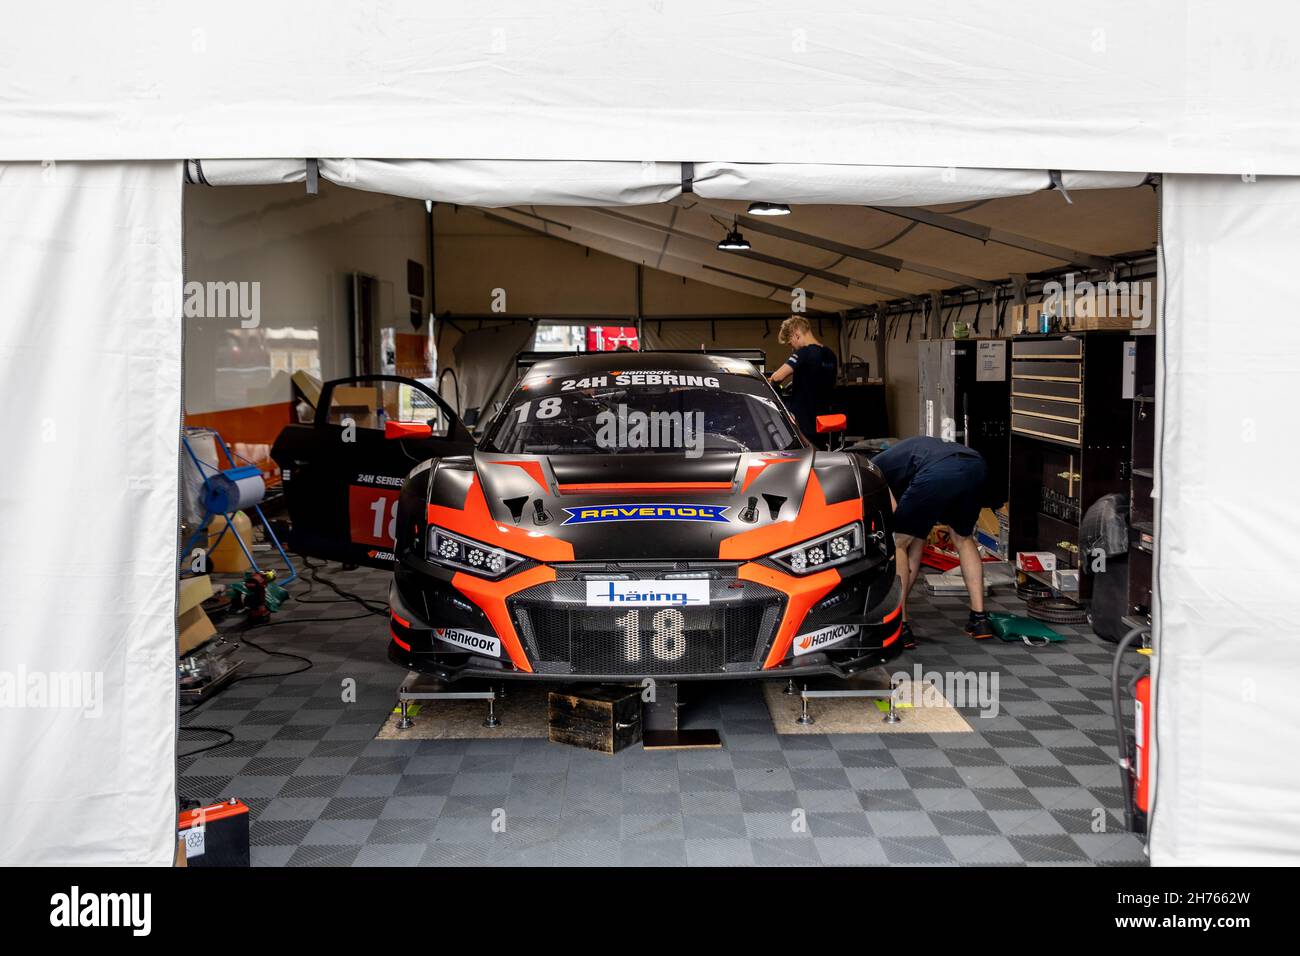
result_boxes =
[427,527,525,578]
[771,522,865,575]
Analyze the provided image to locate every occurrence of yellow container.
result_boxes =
[207,512,253,572]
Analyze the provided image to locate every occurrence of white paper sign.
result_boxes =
[976,340,1007,382]
[182,825,206,859]
[1123,340,1137,399]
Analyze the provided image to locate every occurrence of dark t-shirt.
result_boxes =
[872,436,981,499]
[784,343,837,435]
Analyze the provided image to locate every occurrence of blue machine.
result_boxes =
[180,428,297,584]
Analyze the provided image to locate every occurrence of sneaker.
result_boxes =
[965,612,994,640]
[901,621,918,649]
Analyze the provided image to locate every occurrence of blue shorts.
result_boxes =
[892,453,987,539]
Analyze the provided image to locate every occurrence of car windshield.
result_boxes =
[483,368,802,455]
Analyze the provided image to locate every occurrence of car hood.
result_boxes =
[439,448,867,563]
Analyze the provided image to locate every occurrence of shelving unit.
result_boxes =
[1007,332,1135,601]
[1127,339,1158,621]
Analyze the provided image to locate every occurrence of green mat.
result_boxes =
[988,612,1065,644]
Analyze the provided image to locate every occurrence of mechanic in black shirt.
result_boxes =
[871,436,992,642]
[768,316,837,445]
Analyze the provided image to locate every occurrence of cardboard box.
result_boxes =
[975,507,1010,558]
[1010,303,1049,334]
[1065,312,1138,331]
[178,574,215,616]
[178,604,217,656]
[1016,551,1057,574]
[1053,568,1081,592]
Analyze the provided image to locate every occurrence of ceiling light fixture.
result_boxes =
[717,218,751,251]
[747,201,791,216]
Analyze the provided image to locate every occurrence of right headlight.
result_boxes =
[771,522,865,575]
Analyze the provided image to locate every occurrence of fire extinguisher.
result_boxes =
[1133,672,1150,823]
[1112,626,1152,836]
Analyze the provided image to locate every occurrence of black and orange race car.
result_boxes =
[274,352,903,682]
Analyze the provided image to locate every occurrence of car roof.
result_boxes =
[524,350,766,380]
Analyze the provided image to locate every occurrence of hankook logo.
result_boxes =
[434,627,501,658]
[793,623,860,657]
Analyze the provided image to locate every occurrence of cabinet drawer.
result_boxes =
[1035,513,1082,569]
[1012,378,1082,402]
[1012,413,1082,446]
[1012,360,1082,382]
[1012,395,1083,423]
[1012,338,1083,359]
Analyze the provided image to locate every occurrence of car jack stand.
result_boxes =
[641,681,722,750]
[796,670,903,727]
[395,671,502,731]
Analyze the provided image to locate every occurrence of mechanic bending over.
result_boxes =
[768,315,837,446]
[871,436,992,643]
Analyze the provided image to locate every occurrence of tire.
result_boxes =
[1026,595,1089,625]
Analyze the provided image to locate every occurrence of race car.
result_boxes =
[273,353,904,682]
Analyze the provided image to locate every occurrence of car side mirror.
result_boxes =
[815,413,847,451]
[385,420,433,440]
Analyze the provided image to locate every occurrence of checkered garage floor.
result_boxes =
[179,565,1148,867]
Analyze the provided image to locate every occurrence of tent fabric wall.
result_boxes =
[0,161,182,865]
[5,2,1300,175]
[1150,175,1300,865]
[449,321,537,424]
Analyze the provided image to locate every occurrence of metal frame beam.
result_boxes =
[867,205,1116,272]
[584,207,914,301]
[483,206,858,310]
[683,198,996,292]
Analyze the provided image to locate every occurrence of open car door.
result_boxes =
[271,375,473,568]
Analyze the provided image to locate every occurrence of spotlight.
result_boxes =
[747,201,790,216]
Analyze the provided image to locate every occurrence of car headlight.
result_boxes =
[771,523,865,575]
[426,527,525,578]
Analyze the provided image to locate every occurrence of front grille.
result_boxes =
[508,569,783,676]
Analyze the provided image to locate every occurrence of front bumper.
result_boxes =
[387,555,904,684]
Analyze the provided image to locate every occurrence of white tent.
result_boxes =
[1,1,1298,866]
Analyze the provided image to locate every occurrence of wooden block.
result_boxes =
[178,605,217,657]
[548,685,642,755]
[178,574,214,617]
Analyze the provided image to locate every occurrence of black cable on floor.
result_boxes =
[293,553,388,616]
[178,726,235,759]
[181,557,386,757]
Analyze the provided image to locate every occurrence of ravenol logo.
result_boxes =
[562,503,729,525]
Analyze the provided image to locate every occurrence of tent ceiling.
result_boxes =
[486,186,1157,311]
